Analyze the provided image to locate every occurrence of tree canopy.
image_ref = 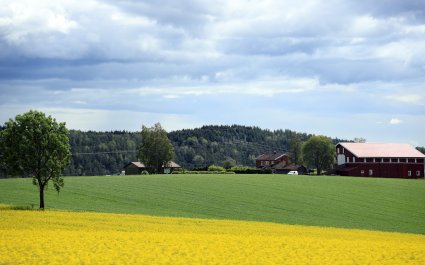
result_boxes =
[138,123,174,173]
[302,135,335,175]
[0,110,70,208]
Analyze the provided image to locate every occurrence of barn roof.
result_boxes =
[125,162,145,168]
[163,161,181,168]
[338,143,425,158]
[256,152,287,161]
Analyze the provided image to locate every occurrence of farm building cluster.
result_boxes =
[124,142,424,179]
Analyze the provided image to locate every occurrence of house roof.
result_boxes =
[338,143,425,158]
[125,162,145,168]
[163,161,181,168]
[256,152,287,161]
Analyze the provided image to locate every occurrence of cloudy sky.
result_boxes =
[0,0,424,145]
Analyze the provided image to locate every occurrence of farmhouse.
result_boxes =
[255,152,289,169]
[336,143,425,178]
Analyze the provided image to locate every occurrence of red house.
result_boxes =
[255,152,289,168]
[336,143,425,178]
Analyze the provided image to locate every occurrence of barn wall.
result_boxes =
[124,165,143,175]
[342,163,424,179]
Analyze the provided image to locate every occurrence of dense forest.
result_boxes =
[61,126,301,175]
[63,125,348,175]
[1,125,424,176]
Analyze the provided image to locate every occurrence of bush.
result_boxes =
[172,170,235,175]
[227,165,272,174]
[208,165,226,172]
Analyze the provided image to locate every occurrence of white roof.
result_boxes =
[338,143,425,158]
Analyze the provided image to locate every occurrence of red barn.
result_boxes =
[336,143,425,178]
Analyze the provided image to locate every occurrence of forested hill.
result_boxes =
[61,125,349,176]
[64,130,141,176]
[169,125,313,169]
[1,124,383,176]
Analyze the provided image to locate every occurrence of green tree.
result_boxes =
[138,123,174,173]
[289,133,303,164]
[302,135,334,175]
[0,110,70,209]
[222,157,236,169]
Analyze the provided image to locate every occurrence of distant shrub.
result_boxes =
[228,166,272,174]
[208,165,226,172]
[172,170,235,175]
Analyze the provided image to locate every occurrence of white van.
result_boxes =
[287,171,298,175]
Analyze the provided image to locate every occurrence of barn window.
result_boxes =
[353,157,356,163]
[360,170,364,174]
[368,169,373,176]
[346,157,350,163]
[417,171,420,177]
[408,171,412,177]
[337,148,340,154]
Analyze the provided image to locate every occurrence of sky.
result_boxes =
[0,0,424,146]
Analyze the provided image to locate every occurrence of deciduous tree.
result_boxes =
[138,123,174,173]
[302,135,334,175]
[289,133,303,164]
[0,110,70,209]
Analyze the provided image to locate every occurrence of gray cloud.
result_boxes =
[0,0,424,144]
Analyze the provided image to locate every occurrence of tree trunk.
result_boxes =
[39,186,45,209]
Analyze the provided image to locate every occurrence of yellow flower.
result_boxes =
[0,208,424,264]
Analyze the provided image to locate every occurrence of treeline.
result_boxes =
[169,125,314,169]
[64,130,141,176]
[64,125,306,175]
[2,124,424,176]
[64,125,347,176]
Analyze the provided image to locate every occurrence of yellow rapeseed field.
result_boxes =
[1,205,424,264]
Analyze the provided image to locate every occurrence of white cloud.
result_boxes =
[389,118,403,125]
[0,104,202,132]
[386,94,423,105]
[0,0,425,145]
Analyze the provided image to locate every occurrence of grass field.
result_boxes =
[0,174,424,234]
[1,206,425,264]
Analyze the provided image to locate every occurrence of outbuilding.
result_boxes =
[123,162,146,175]
[162,161,181,174]
[336,143,425,178]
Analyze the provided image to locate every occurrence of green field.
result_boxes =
[1,174,424,234]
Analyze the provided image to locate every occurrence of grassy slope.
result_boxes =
[0,174,424,234]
